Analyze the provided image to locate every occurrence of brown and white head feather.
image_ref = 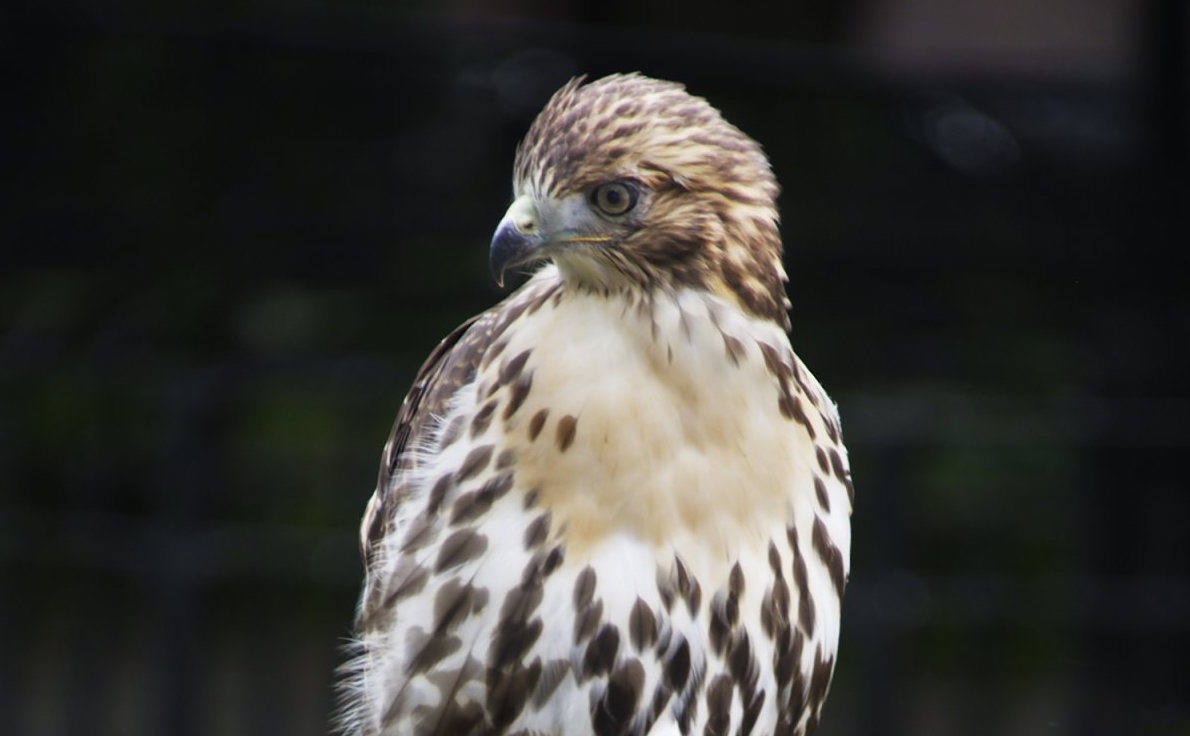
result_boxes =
[513,73,792,330]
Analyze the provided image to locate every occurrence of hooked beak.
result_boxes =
[490,195,544,287]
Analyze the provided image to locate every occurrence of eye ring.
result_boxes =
[590,181,639,217]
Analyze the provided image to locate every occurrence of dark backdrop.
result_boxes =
[2,1,1188,735]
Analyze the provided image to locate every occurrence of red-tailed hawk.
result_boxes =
[339,73,853,736]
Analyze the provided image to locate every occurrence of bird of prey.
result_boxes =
[338,73,853,736]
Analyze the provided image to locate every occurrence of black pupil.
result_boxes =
[604,188,623,207]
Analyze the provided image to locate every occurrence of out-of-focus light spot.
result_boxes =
[905,95,1022,176]
[236,287,322,355]
[487,49,578,119]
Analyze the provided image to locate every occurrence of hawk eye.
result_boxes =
[591,181,638,216]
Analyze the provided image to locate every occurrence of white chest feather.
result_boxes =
[344,272,853,736]
[484,284,816,569]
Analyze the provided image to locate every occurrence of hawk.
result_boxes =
[339,73,853,736]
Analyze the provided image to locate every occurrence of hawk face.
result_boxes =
[491,73,792,330]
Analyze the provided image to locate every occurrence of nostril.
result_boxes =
[518,219,537,233]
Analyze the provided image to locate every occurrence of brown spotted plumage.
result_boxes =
[338,73,853,736]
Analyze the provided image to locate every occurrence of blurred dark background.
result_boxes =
[2,0,1188,734]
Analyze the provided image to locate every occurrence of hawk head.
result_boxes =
[490,73,791,329]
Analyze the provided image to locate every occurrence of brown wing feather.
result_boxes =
[361,313,486,562]
[359,276,563,567]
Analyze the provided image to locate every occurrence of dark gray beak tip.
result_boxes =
[490,221,535,288]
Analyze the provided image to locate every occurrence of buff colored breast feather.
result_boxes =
[338,73,853,736]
